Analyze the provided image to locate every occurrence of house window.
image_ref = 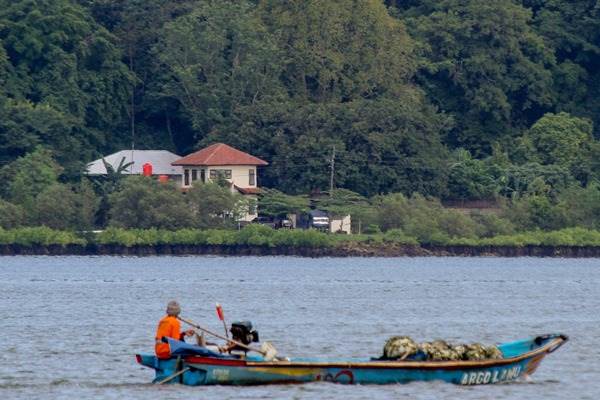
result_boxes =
[191,169,198,182]
[184,169,190,186]
[249,169,255,186]
[200,169,206,183]
[209,169,232,180]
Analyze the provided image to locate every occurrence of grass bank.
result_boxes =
[1,225,600,257]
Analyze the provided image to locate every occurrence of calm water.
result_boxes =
[0,256,598,399]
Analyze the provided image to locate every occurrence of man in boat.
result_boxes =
[155,300,195,359]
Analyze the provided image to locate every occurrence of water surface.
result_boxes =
[0,256,598,399]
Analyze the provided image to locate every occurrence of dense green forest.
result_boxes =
[0,0,599,234]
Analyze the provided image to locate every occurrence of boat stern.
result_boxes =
[136,354,179,383]
[135,353,208,385]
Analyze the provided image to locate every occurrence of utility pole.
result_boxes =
[329,145,336,196]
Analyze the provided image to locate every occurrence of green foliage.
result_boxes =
[0,226,85,246]
[372,193,480,243]
[0,199,24,229]
[0,0,599,233]
[156,0,283,137]
[501,162,574,198]
[447,150,500,200]
[258,189,310,217]
[382,229,419,245]
[0,147,62,207]
[33,183,98,230]
[471,212,516,238]
[186,183,247,229]
[505,194,569,231]
[108,176,192,229]
[3,225,600,249]
[93,225,332,248]
[0,0,132,173]
[313,189,369,217]
[520,112,594,166]
[449,228,600,247]
[228,98,450,196]
[558,184,600,230]
[399,0,555,153]
[258,0,415,102]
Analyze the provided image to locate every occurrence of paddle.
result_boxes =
[177,316,280,361]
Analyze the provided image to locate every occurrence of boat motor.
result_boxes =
[230,321,259,350]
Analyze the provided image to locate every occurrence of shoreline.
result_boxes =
[1,243,599,257]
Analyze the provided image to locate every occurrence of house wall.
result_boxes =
[179,164,259,222]
[180,165,257,189]
[330,215,352,234]
[238,195,258,222]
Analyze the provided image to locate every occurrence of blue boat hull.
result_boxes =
[136,334,567,386]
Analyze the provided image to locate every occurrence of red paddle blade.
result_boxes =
[216,303,224,321]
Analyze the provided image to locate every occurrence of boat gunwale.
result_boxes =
[183,336,566,370]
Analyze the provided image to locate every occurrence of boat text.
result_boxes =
[460,366,521,385]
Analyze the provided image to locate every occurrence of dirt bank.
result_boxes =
[1,243,599,257]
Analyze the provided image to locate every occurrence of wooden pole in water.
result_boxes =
[157,367,190,385]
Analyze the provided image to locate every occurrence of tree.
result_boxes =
[0,199,24,228]
[108,176,192,229]
[522,112,594,166]
[524,0,600,135]
[81,0,197,151]
[559,183,600,229]
[258,0,416,102]
[155,0,284,142]
[89,156,134,227]
[258,188,310,218]
[0,0,132,174]
[312,189,369,216]
[447,149,500,200]
[0,147,62,208]
[505,194,569,231]
[33,183,98,230]
[398,0,556,154]
[185,183,246,229]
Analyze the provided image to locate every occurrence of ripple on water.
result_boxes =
[0,256,598,400]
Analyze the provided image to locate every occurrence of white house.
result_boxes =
[86,150,183,184]
[172,143,269,221]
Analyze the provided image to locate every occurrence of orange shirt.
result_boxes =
[155,315,182,359]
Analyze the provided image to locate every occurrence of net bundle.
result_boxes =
[382,336,503,361]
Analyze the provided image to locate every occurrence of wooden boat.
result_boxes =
[135,333,567,386]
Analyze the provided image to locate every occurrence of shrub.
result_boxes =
[33,183,98,230]
[235,224,276,246]
[0,227,85,246]
[0,200,25,229]
[383,229,418,245]
[272,229,333,247]
[108,177,192,230]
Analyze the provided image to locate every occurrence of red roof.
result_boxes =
[172,143,268,166]
[235,186,261,195]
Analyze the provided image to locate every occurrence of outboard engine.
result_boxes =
[230,321,259,350]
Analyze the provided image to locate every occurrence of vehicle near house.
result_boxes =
[307,210,329,231]
[252,216,277,228]
[276,218,293,229]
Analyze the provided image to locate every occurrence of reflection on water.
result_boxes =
[0,256,598,400]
